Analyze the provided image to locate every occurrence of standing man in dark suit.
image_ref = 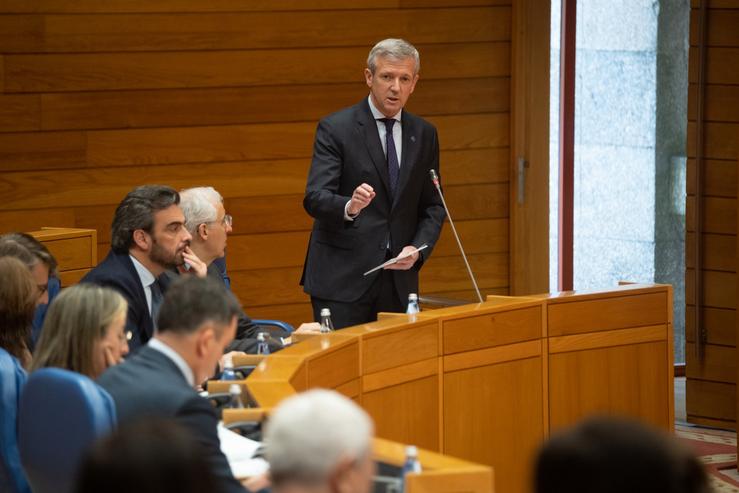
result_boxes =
[97,276,247,493]
[301,38,446,329]
[82,185,204,351]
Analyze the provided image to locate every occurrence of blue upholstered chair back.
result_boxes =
[0,348,30,493]
[18,368,117,493]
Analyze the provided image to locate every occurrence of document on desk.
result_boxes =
[363,244,428,276]
[217,424,269,478]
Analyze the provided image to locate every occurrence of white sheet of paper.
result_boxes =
[218,423,261,463]
[230,457,270,479]
[363,244,428,276]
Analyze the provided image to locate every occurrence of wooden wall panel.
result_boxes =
[686,0,739,428]
[0,0,511,15]
[0,2,512,327]
[0,8,511,53]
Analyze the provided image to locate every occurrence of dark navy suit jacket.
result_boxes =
[81,251,170,352]
[97,346,245,493]
[301,98,446,304]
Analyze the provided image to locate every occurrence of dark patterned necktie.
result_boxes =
[380,118,400,196]
[150,279,163,329]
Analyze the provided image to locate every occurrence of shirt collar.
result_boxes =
[129,254,157,288]
[148,338,195,387]
[367,95,402,122]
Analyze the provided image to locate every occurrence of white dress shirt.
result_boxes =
[344,96,403,221]
[129,254,157,316]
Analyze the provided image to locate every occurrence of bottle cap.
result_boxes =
[405,445,418,457]
[223,354,234,368]
[408,293,418,301]
[229,384,242,395]
[257,332,266,341]
[320,308,331,317]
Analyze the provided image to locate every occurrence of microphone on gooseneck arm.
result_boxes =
[429,169,484,303]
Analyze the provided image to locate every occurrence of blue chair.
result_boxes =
[0,349,30,493]
[18,368,116,493]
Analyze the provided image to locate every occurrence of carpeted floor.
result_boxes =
[676,424,739,492]
[674,378,738,492]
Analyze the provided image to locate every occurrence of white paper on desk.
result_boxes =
[363,244,428,276]
[217,424,268,478]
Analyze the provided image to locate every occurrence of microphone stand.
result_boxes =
[429,169,484,303]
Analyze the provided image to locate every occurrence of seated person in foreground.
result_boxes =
[265,388,375,493]
[75,419,217,493]
[534,416,709,493]
[0,233,59,347]
[97,276,247,493]
[0,257,38,369]
[31,284,129,379]
[81,185,202,352]
[178,186,320,353]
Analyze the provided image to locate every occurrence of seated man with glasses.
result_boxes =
[177,187,320,354]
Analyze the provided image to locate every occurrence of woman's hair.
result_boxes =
[0,256,36,368]
[32,284,127,378]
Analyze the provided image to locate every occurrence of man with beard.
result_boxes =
[82,185,201,352]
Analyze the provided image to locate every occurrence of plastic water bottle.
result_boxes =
[402,445,422,491]
[221,353,237,380]
[320,308,335,333]
[228,383,244,409]
[406,293,420,315]
[256,332,270,355]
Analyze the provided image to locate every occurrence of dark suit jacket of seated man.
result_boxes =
[97,276,246,493]
[82,185,199,352]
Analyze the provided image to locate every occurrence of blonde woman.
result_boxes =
[32,284,129,379]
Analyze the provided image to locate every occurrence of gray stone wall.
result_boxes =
[549,0,688,362]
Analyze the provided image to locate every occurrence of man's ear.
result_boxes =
[197,223,209,241]
[328,456,356,493]
[195,322,216,358]
[132,229,151,251]
[364,67,373,88]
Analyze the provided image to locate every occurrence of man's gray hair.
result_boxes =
[265,389,374,486]
[179,187,223,234]
[367,38,420,75]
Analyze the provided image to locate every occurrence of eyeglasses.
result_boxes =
[204,214,232,231]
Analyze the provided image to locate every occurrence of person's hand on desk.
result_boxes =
[282,322,321,345]
[384,245,419,271]
[347,183,375,216]
[219,351,246,372]
[294,322,321,334]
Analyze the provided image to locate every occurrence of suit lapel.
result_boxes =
[393,113,420,209]
[356,101,392,200]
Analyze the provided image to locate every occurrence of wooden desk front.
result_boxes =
[223,283,672,493]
